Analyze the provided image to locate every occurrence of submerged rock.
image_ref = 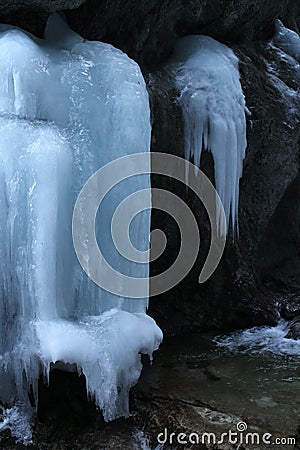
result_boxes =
[285,318,300,340]
[281,295,300,320]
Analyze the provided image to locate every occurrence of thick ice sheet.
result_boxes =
[0,13,162,436]
[166,36,248,234]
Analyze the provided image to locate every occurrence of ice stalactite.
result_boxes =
[166,36,248,234]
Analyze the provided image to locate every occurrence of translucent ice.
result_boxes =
[166,36,248,234]
[0,13,162,434]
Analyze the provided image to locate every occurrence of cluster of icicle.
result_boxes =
[166,35,249,235]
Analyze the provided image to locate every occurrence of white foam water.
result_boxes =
[216,320,300,356]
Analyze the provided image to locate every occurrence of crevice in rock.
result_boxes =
[37,364,104,428]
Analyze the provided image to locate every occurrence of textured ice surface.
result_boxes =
[37,309,161,421]
[166,36,248,234]
[273,19,300,62]
[0,13,162,435]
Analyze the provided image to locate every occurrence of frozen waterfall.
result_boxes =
[166,36,248,234]
[0,13,162,439]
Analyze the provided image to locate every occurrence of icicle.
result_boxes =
[166,35,248,235]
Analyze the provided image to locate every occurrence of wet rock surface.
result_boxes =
[0,418,149,450]
[281,295,300,320]
[132,332,300,449]
[2,330,299,449]
[0,1,299,448]
[285,318,300,340]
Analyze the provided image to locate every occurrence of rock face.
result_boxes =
[281,295,300,320]
[0,0,299,335]
[66,0,300,67]
[1,1,300,66]
[0,0,84,13]
[131,332,299,450]
[0,0,85,35]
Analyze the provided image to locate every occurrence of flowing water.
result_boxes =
[136,320,300,448]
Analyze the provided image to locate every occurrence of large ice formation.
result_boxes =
[0,13,162,439]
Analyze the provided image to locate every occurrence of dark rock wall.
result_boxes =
[0,0,85,36]
[3,0,297,67]
[0,0,299,334]
[66,0,300,68]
